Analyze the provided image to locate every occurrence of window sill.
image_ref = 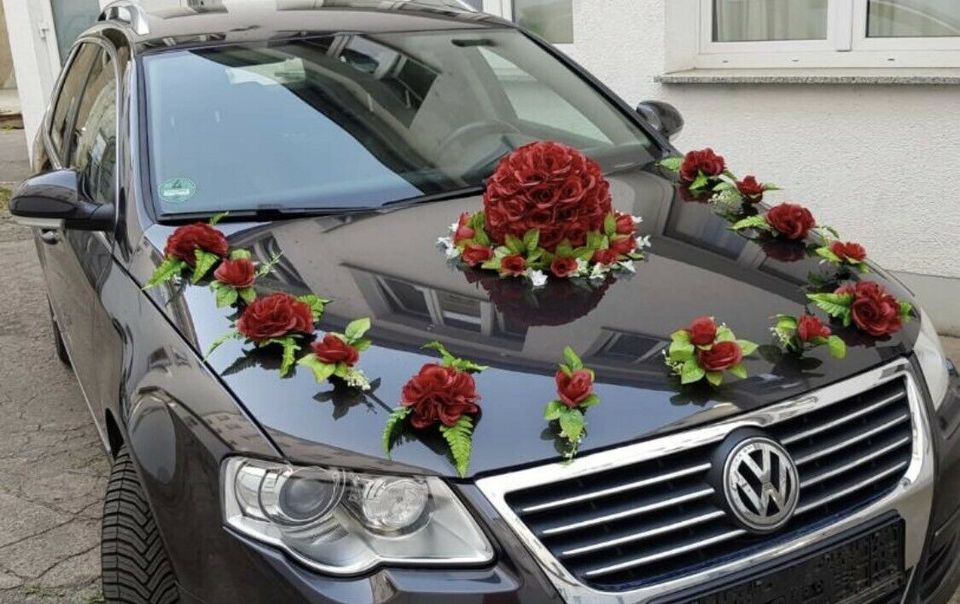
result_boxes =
[655,68,960,86]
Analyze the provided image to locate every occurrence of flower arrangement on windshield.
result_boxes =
[437,141,649,286]
[809,281,913,337]
[544,347,600,460]
[383,342,488,478]
[144,214,229,288]
[772,314,847,359]
[665,316,758,387]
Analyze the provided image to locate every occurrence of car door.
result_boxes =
[42,39,119,440]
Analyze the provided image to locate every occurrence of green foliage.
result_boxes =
[208,211,228,225]
[262,336,300,377]
[205,329,240,359]
[815,246,842,264]
[557,406,585,445]
[523,229,540,253]
[737,339,759,357]
[562,346,584,371]
[212,282,239,308]
[808,292,854,320]
[382,407,412,456]
[690,172,709,190]
[230,249,252,261]
[144,257,186,289]
[440,416,474,478]
[603,213,617,236]
[238,287,256,305]
[505,234,525,254]
[299,294,330,321]
[681,359,706,385]
[657,156,683,171]
[192,249,219,283]
[423,341,489,373]
[827,335,847,359]
[299,354,337,383]
[544,400,565,420]
[899,302,914,321]
[730,215,770,233]
[344,317,372,343]
[256,251,284,277]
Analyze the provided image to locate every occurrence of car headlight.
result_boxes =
[221,457,494,575]
[915,307,951,410]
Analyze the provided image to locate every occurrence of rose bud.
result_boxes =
[461,244,494,267]
[592,248,619,266]
[164,223,229,265]
[736,175,766,202]
[500,254,527,276]
[679,148,725,184]
[453,213,475,244]
[615,213,636,235]
[610,236,637,256]
[555,369,594,408]
[797,314,831,342]
[697,341,744,372]
[687,316,718,346]
[311,334,360,367]
[550,256,580,278]
[766,203,817,241]
[213,258,256,289]
[830,241,867,263]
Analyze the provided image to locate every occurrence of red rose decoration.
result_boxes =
[830,241,867,263]
[164,223,229,265]
[551,256,579,278]
[213,258,255,289]
[615,214,636,235]
[766,203,817,241]
[555,369,594,408]
[797,314,831,342]
[236,293,314,343]
[461,244,493,267]
[679,148,725,184]
[847,282,903,337]
[483,141,612,251]
[697,341,744,372]
[592,248,619,266]
[501,254,527,276]
[736,176,765,201]
[401,364,480,429]
[688,316,718,346]
[610,236,636,256]
[311,334,359,367]
[453,213,475,245]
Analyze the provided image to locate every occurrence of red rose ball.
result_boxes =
[483,141,611,252]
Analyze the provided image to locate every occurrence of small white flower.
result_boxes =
[449,221,460,233]
[529,270,548,288]
[632,215,644,226]
[576,258,590,276]
[437,236,454,249]
[445,246,461,260]
[636,235,652,249]
[345,368,372,391]
[618,260,637,274]
[589,263,607,280]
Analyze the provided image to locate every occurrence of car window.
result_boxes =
[50,43,99,159]
[67,48,118,206]
[142,29,657,216]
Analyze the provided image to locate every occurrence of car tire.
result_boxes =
[48,303,71,367]
[101,447,180,604]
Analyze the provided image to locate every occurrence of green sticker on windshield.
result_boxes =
[159,178,197,204]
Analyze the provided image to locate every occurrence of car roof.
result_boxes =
[98,0,513,52]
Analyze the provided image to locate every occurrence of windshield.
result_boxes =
[143,29,656,216]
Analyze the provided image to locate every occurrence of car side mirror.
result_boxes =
[636,100,684,141]
[8,169,114,232]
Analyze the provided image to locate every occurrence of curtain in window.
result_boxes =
[868,0,960,37]
[713,0,828,42]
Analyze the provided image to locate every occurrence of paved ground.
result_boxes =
[0,130,958,603]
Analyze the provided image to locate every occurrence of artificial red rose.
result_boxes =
[797,314,831,342]
[762,240,807,263]
[765,203,816,241]
[679,148,725,184]
[213,258,256,289]
[615,213,636,235]
[736,176,765,201]
[483,142,612,252]
[551,256,580,278]
[688,316,718,346]
[311,334,360,367]
[592,248,619,266]
[697,341,744,372]
[236,293,314,343]
[453,213,475,245]
[164,223,229,265]
[830,241,867,263]
[461,244,494,267]
[401,364,480,429]
[555,369,595,408]
[610,236,636,256]
[501,254,527,276]
[846,281,903,337]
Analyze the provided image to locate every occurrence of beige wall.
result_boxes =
[0,3,16,89]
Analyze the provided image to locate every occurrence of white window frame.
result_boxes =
[695,0,960,69]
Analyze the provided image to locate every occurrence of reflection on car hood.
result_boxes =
[142,166,919,477]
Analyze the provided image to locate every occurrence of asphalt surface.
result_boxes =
[0,129,958,603]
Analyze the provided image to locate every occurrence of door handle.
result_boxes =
[39,229,62,244]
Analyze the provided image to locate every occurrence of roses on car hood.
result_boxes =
[141,168,921,477]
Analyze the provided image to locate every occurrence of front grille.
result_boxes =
[503,377,913,592]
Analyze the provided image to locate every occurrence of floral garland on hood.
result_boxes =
[438,141,650,287]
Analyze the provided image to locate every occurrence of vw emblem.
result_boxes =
[720,435,799,533]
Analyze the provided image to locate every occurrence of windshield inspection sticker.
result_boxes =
[159,178,197,204]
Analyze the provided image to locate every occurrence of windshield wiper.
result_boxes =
[380,185,486,209]
[157,206,378,224]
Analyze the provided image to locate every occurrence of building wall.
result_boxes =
[559,0,960,334]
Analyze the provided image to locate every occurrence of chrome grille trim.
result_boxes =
[476,360,935,603]
[801,435,911,488]
[582,529,748,579]
[793,412,910,465]
[559,510,727,557]
[780,390,906,445]
[796,460,911,514]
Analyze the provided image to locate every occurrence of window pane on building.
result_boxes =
[50,0,100,64]
[713,0,828,42]
[513,0,573,44]
[868,0,960,37]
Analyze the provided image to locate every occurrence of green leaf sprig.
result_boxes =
[544,347,600,461]
[665,318,758,387]
[299,318,374,391]
[772,314,847,359]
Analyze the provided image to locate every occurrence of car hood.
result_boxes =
[141,165,919,478]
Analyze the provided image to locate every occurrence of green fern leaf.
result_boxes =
[440,416,474,478]
[382,407,412,456]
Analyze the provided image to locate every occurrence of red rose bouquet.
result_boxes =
[298,318,373,391]
[732,203,822,241]
[383,342,488,477]
[438,142,649,286]
[145,213,229,288]
[659,150,779,205]
[665,316,758,386]
[808,281,913,337]
[207,292,328,376]
[544,347,600,460]
[772,313,847,358]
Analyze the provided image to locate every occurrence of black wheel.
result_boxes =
[48,303,71,367]
[101,447,180,604]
